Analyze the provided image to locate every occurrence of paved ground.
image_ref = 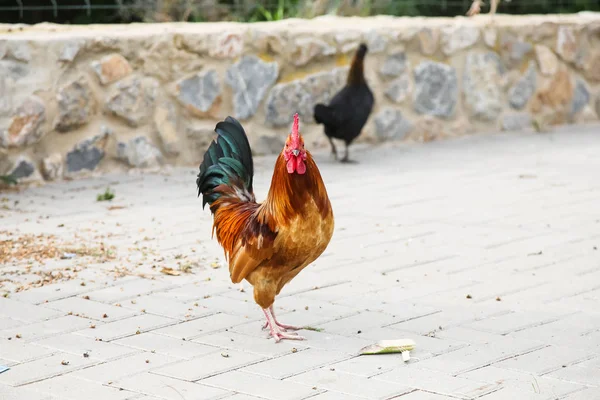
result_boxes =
[1,125,600,400]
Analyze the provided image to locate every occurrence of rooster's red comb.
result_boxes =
[292,113,300,140]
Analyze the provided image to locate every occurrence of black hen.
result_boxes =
[313,43,374,163]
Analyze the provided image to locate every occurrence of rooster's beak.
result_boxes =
[292,149,300,157]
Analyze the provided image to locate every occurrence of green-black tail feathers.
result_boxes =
[196,116,255,211]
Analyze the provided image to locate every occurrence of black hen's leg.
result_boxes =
[340,142,358,164]
[327,137,338,160]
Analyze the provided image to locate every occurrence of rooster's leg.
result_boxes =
[340,143,357,164]
[261,305,302,331]
[327,137,338,160]
[262,308,305,343]
[269,305,303,331]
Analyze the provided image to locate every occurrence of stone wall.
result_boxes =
[1,14,600,182]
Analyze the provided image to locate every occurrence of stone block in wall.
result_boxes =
[374,107,413,142]
[1,41,31,63]
[413,61,457,119]
[500,113,532,131]
[265,67,348,127]
[531,69,573,112]
[176,69,221,118]
[580,50,600,83]
[535,45,559,77]
[252,135,286,156]
[41,153,63,181]
[54,76,96,132]
[364,30,388,54]
[208,32,243,59]
[116,136,163,169]
[225,55,279,120]
[58,40,84,63]
[65,131,111,175]
[0,95,46,148]
[385,74,412,104]
[441,25,480,56]
[286,37,336,67]
[105,75,158,127]
[334,31,363,54]
[379,52,408,79]
[570,79,590,117]
[499,32,533,69]
[417,28,439,56]
[91,54,133,85]
[154,100,180,156]
[555,26,578,63]
[463,51,504,122]
[186,124,216,160]
[6,156,39,182]
[508,61,537,110]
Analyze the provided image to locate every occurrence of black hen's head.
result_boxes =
[357,43,368,58]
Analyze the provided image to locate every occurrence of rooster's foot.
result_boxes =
[340,158,358,164]
[262,307,305,342]
[270,329,305,343]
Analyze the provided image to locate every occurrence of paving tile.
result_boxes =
[494,345,594,375]
[25,374,135,400]
[316,311,400,337]
[464,310,569,336]
[153,313,252,340]
[219,394,269,400]
[119,294,215,320]
[242,348,351,379]
[0,315,92,343]
[0,298,62,323]
[74,313,177,341]
[151,349,265,381]
[42,296,138,322]
[114,372,229,400]
[545,364,600,387]
[562,388,600,399]
[414,339,546,376]
[403,391,463,400]
[114,332,217,359]
[287,367,412,399]
[0,352,97,386]
[33,332,139,361]
[0,317,26,331]
[196,294,266,317]
[0,383,55,400]
[193,330,308,358]
[81,279,174,303]
[153,282,228,303]
[10,280,95,305]
[0,341,55,366]
[274,330,374,356]
[473,386,548,399]
[71,352,178,384]
[460,365,586,397]
[201,370,321,400]
[374,365,497,396]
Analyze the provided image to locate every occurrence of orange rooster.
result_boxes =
[196,113,334,342]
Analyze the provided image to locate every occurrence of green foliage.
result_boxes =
[96,188,115,202]
[0,175,17,186]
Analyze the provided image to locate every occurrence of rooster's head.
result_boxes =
[283,113,307,175]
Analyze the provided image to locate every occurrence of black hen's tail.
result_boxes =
[196,116,255,212]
